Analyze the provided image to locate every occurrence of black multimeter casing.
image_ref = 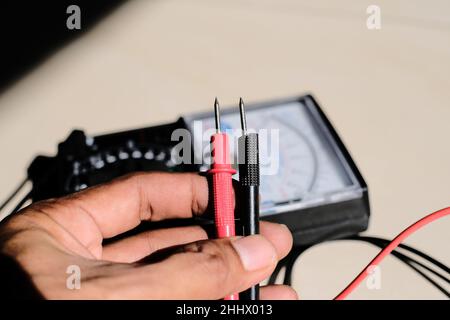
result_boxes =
[270,95,370,245]
[27,94,370,246]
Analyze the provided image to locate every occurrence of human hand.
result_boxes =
[0,173,296,299]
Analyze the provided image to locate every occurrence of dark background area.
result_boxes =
[0,0,124,93]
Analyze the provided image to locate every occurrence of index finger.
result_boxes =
[30,172,209,240]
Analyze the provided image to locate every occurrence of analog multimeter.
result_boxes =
[27,94,369,245]
[184,95,369,244]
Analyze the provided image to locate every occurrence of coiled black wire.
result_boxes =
[270,236,450,298]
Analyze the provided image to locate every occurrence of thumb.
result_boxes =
[111,235,278,299]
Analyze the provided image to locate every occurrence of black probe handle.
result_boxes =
[241,186,259,236]
[238,133,260,300]
[240,185,260,300]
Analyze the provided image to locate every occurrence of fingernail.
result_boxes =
[231,235,277,271]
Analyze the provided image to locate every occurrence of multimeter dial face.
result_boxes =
[187,101,359,216]
[244,113,317,205]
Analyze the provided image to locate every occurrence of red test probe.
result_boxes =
[208,98,238,300]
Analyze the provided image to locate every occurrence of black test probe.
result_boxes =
[238,98,260,300]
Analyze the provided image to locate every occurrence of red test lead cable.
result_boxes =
[208,98,238,300]
[335,206,450,300]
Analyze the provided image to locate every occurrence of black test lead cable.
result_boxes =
[238,98,260,300]
[0,178,28,212]
[276,237,450,298]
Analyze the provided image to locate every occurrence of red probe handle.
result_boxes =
[212,171,235,237]
[209,133,236,238]
[208,133,238,300]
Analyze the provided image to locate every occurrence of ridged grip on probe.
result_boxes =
[208,133,237,238]
[238,133,260,186]
[212,172,235,235]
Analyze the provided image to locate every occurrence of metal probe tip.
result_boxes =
[239,97,247,134]
[214,97,221,133]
